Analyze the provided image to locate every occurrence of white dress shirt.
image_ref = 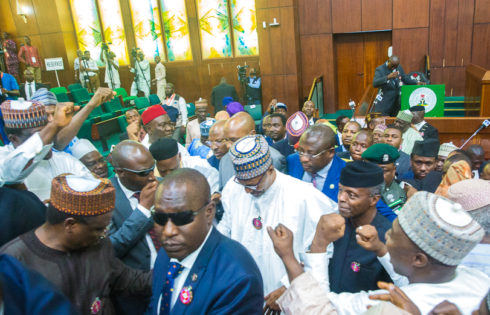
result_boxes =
[157,227,214,312]
[302,159,333,191]
[24,82,36,100]
[116,177,157,268]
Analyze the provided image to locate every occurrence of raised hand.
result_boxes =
[87,87,115,108]
[267,224,294,259]
[310,213,345,253]
[356,225,387,257]
[52,102,77,129]
[139,180,158,210]
[369,281,421,315]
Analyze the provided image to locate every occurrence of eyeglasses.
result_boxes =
[234,171,267,191]
[206,139,227,146]
[119,165,155,177]
[295,148,330,159]
[151,202,210,226]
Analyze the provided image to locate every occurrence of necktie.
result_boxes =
[160,262,184,315]
[311,173,318,189]
[30,83,34,99]
[132,192,162,251]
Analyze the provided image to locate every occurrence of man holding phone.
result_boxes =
[372,55,422,117]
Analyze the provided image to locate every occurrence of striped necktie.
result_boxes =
[311,173,318,189]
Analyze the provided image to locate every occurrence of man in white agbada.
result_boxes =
[149,138,219,193]
[0,100,73,186]
[217,135,337,308]
[130,49,151,98]
[100,49,120,89]
[268,191,489,315]
[0,99,91,201]
[152,55,166,102]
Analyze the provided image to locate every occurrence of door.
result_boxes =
[334,32,392,109]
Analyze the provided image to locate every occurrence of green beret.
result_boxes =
[362,143,400,164]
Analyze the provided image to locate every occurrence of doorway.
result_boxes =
[334,31,392,110]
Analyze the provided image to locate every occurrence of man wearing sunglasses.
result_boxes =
[218,135,337,314]
[288,124,346,202]
[148,168,263,314]
[108,140,159,315]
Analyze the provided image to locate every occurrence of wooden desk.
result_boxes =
[384,117,490,159]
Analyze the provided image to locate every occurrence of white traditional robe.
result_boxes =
[24,151,92,202]
[104,59,120,89]
[154,62,166,102]
[278,264,490,315]
[217,171,338,295]
[0,132,52,186]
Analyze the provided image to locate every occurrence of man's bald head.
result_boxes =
[156,168,210,207]
[466,144,485,171]
[300,124,337,150]
[209,120,226,136]
[224,112,255,143]
[111,140,152,169]
[388,55,400,70]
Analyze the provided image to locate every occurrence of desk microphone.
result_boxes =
[460,119,490,149]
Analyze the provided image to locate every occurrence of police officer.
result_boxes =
[362,143,407,214]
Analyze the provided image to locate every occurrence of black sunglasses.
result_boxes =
[119,165,155,177]
[151,202,210,226]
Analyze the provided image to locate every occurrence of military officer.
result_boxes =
[362,143,407,214]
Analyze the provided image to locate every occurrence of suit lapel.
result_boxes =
[171,228,221,314]
[111,177,135,221]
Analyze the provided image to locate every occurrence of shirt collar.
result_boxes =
[116,176,138,200]
[414,121,426,130]
[170,226,214,269]
[313,159,333,179]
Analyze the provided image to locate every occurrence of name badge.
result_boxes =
[31,57,37,63]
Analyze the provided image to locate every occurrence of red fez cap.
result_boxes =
[141,105,167,125]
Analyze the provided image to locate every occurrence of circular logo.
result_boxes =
[408,87,437,113]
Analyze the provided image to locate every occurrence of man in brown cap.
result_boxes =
[0,174,152,315]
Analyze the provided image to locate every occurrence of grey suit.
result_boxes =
[395,151,411,178]
[372,63,417,116]
[219,146,286,190]
[109,177,153,271]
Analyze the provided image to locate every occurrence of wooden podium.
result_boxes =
[465,64,490,117]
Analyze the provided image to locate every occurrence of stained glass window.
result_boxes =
[231,1,258,56]
[97,0,129,64]
[160,0,193,61]
[69,0,103,60]
[196,0,232,59]
[130,0,165,62]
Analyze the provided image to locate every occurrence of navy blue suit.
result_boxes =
[287,154,346,202]
[329,212,393,293]
[148,228,263,315]
[287,154,397,221]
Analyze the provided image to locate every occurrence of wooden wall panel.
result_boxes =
[256,0,294,9]
[444,67,466,96]
[456,0,475,67]
[298,0,332,35]
[393,0,429,29]
[471,23,490,69]
[8,0,40,36]
[332,0,362,33]
[32,0,61,34]
[443,0,460,67]
[300,34,335,113]
[0,1,16,34]
[429,0,446,67]
[261,74,300,116]
[361,0,392,31]
[392,28,429,73]
[474,0,490,23]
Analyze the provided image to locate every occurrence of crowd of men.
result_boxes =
[0,56,489,315]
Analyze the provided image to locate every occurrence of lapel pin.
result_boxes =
[191,273,198,282]
[329,184,334,189]
[351,261,361,272]
[180,286,193,305]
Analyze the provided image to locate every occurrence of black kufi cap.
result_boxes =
[340,160,384,187]
[412,139,440,158]
[149,138,179,161]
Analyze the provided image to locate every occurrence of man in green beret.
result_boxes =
[362,143,407,214]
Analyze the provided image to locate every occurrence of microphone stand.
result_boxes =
[460,120,490,149]
[104,49,115,90]
[82,58,93,93]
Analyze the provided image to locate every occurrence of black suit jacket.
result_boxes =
[19,82,48,100]
[419,122,439,141]
[211,83,238,113]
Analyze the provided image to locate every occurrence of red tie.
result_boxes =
[132,192,161,251]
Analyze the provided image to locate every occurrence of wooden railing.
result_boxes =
[356,84,377,116]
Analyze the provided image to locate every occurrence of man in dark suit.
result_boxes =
[409,105,439,141]
[109,140,159,315]
[288,124,346,202]
[372,55,420,116]
[211,77,238,114]
[19,68,47,100]
[148,168,263,315]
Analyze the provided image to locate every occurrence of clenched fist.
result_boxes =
[356,225,387,257]
[310,213,345,253]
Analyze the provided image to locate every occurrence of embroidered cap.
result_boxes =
[30,88,58,105]
[50,174,115,216]
[195,98,208,108]
[230,135,272,180]
[447,179,490,211]
[398,191,484,266]
[396,110,413,123]
[438,142,458,158]
[286,111,308,138]
[0,99,48,129]
[373,124,387,133]
[200,119,216,137]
